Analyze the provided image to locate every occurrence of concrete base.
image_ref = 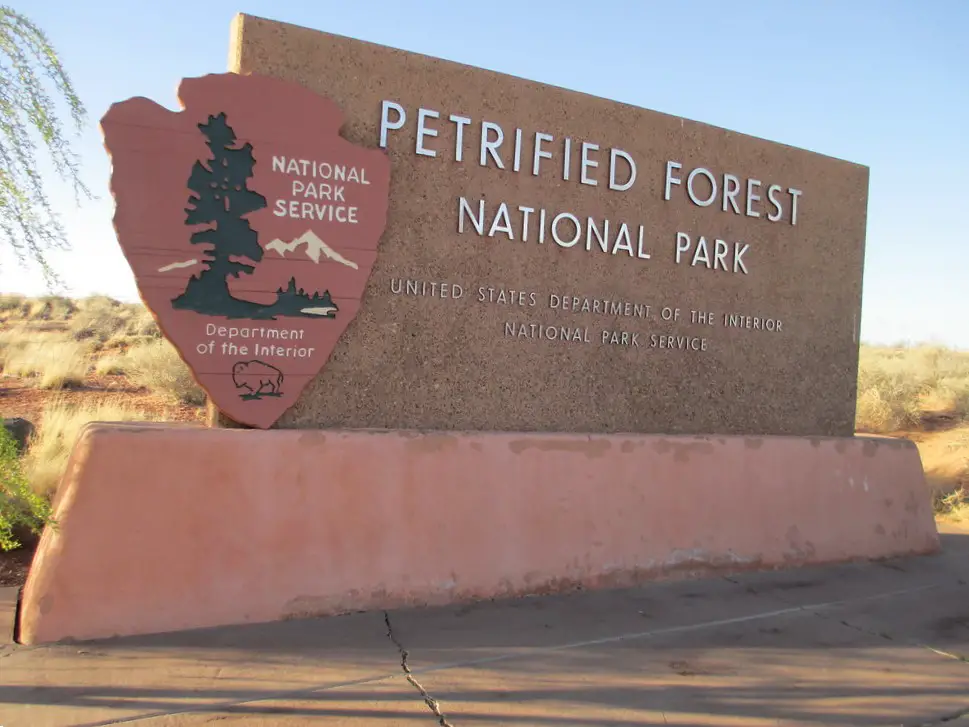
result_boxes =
[18,425,939,644]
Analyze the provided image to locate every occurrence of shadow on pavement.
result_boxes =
[0,530,966,727]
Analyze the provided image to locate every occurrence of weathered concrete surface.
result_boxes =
[2,522,966,727]
[18,425,938,644]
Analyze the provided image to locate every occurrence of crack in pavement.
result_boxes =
[9,581,963,726]
[384,611,454,726]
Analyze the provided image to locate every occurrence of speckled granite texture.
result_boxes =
[229,14,869,436]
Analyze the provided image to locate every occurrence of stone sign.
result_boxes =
[102,73,390,427]
[22,17,921,650]
[109,14,870,435]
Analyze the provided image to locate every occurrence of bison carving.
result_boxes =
[232,360,284,399]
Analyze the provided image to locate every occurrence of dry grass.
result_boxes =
[22,400,160,497]
[2,338,89,390]
[0,293,26,316]
[2,295,205,513]
[70,295,161,347]
[917,424,969,520]
[857,344,969,519]
[0,324,39,369]
[121,307,161,338]
[917,424,969,487]
[0,295,77,322]
[123,339,206,405]
[70,300,124,343]
[856,344,969,433]
[1,294,171,394]
[934,487,969,522]
[94,354,127,376]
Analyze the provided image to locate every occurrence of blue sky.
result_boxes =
[5,0,968,347]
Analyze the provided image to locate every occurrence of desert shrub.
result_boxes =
[934,487,969,522]
[38,359,88,390]
[1,427,53,551]
[123,340,205,405]
[70,295,130,342]
[94,354,126,375]
[0,297,33,321]
[0,294,23,309]
[855,355,924,431]
[22,400,157,497]
[75,302,160,349]
[0,325,35,369]
[122,305,161,338]
[104,333,158,352]
[24,295,76,321]
[70,308,123,342]
[4,340,88,389]
[856,345,969,432]
[928,376,969,417]
[76,295,121,311]
[0,294,26,315]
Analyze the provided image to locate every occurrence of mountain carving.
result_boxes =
[265,230,360,269]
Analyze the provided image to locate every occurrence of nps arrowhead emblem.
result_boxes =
[101,73,391,428]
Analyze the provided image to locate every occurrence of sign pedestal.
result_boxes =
[205,401,249,429]
[17,424,938,645]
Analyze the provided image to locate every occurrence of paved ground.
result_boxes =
[1,523,967,727]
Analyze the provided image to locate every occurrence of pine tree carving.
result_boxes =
[171,113,335,320]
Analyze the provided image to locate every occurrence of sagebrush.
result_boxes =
[856,345,969,432]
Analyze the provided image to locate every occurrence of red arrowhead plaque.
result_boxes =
[101,73,391,428]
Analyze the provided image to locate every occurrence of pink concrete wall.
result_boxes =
[18,425,939,644]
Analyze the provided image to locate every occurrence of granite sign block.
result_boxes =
[220,14,868,434]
